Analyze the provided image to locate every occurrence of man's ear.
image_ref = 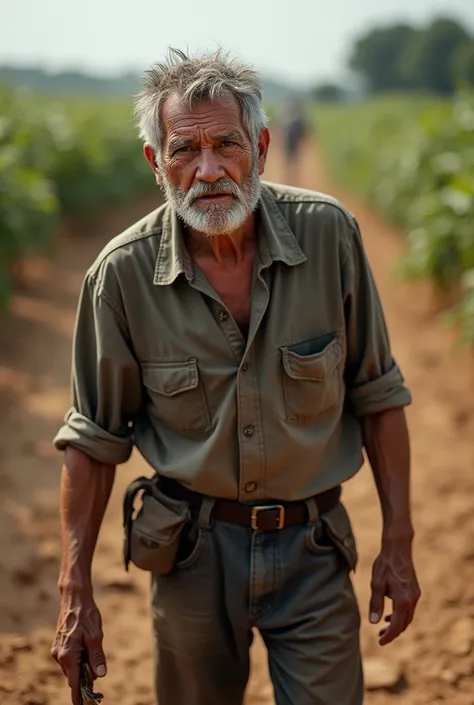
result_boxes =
[257,128,270,176]
[144,145,163,186]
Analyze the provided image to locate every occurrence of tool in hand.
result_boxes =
[80,650,104,705]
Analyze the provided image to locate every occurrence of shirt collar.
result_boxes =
[153,182,307,286]
[153,205,193,285]
[258,184,307,267]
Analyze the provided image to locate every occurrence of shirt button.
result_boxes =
[245,481,257,493]
[241,362,248,372]
[243,425,254,437]
[219,310,229,321]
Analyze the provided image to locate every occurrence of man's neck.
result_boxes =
[185,213,257,266]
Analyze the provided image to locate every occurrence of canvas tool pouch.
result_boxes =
[123,476,190,574]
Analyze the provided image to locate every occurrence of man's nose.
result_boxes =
[195,148,226,182]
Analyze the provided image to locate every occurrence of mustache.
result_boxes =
[183,178,241,206]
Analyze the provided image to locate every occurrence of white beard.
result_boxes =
[160,157,262,237]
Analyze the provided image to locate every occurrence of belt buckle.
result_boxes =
[250,504,285,531]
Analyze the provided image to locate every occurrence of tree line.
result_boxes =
[313,15,474,100]
[0,67,299,104]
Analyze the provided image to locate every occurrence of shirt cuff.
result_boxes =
[347,362,412,417]
[53,408,133,465]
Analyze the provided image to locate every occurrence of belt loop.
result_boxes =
[197,497,215,529]
[305,497,319,525]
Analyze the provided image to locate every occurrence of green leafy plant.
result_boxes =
[314,91,474,345]
[0,86,155,308]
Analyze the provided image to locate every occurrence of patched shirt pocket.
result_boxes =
[281,335,344,423]
[141,359,211,433]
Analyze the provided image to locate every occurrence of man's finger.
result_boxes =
[56,646,82,705]
[402,585,421,633]
[379,602,409,645]
[402,604,416,632]
[51,647,68,678]
[88,649,107,678]
[84,632,107,679]
[65,664,82,705]
[369,578,386,624]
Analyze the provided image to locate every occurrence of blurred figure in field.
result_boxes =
[281,100,308,185]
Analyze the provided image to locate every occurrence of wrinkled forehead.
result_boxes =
[160,91,247,142]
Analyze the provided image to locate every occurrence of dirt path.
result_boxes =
[1,141,474,705]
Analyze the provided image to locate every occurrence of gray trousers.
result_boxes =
[151,498,363,705]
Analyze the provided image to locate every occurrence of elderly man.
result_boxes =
[51,48,420,705]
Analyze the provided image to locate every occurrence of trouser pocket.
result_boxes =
[174,518,208,569]
[305,501,358,572]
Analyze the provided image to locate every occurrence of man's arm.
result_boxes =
[51,270,142,703]
[52,448,115,705]
[59,450,116,595]
[362,408,420,645]
[362,408,412,539]
[342,215,420,644]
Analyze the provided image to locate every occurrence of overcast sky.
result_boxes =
[1,0,474,85]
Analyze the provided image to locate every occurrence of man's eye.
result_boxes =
[221,141,236,148]
[176,146,193,153]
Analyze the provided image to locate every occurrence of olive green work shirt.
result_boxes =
[54,182,411,501]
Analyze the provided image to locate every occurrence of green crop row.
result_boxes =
[0,86,155,307]
[313,92,474,345]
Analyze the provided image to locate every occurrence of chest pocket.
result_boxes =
[141,359,212,434]
[280,334,344,424]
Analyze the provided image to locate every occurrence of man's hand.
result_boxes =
[369,536,421,646]
[51,590,106,705]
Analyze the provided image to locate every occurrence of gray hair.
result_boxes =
[133,47,268,156]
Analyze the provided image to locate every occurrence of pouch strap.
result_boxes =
[197,497,215,529]
[304,497,320,525]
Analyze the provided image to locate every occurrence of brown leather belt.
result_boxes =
[160,478,341,532]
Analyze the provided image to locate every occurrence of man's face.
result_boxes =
[145,92,269,236]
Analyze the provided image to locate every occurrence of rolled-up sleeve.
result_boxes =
[53,273,142,465]
[342,218,412,417]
